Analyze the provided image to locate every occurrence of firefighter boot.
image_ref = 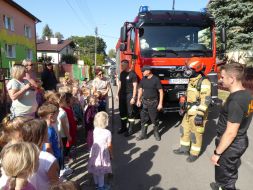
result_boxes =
[124,121,134,137]
[136,125,147,141]
[153,125,161,141]
[118,119,127,134]
[186,154,198,162]
[173,146,190,156]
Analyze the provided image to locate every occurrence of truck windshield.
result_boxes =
[139,25,213,58]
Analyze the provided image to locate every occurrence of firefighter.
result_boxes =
[210,63,253,190]
[173,57,211,162]
[136,65,164,141]
[117,60,138,137]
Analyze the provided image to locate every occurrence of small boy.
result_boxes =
[38,103,63,168]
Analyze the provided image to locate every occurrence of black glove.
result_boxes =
[194,114,204,126]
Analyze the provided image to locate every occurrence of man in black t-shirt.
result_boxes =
[210,63,253,190]
[117,60,138,136]
[136,65,164,141]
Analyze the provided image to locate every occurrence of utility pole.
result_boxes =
[172,0,175,10]
[95,27,98,66]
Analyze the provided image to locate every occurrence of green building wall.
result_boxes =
[0,29,36,71]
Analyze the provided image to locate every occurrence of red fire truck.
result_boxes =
[116,6,223,113]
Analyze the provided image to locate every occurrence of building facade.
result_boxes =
[0,0,40,71]
[37,38,75,64]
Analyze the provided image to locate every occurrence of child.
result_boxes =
[80,87,91,111]
[0,115,31,146]
[88,112,112,190]
[21,119,60,190]
[1,142,40,190]
[84,95,98,151]
[37,103,63,169]
[61,93,77,160]
[94,91,106,112]
[72,85,83,127]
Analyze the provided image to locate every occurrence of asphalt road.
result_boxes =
[110,86,253,190]
[68,85,253,190]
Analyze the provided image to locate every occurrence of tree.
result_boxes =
[69,35,107,65]
[61,54,77,64]
[108,49,116,58]
[208,0,253,51]
[42,24,53,40]
[55,32,64,40]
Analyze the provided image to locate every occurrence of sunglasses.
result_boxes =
[25,64,33,67]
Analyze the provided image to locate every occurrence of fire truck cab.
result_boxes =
[116,6,218,113]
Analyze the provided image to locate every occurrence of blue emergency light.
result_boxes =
[139,6,149,13]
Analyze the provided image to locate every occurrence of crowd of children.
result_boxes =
[0,69,113,190]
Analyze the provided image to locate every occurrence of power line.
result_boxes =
[73,0,96,29]
[64,0,92,34]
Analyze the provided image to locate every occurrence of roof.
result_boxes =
[37,39,74,52]
[5,0,41,23]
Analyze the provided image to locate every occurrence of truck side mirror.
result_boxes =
[220,26,226,52]
[120,26,127,43]
[120,43,127,51]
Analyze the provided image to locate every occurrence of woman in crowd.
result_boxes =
[7,64,38,118]
[41,62,58,91]
[92,68,109,110]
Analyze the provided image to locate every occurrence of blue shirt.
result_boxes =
[43,126,61,160]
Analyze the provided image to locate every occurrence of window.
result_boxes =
[24,25,32,38]
[130,29,135,52]
[26,49,33,59]
[3,15,14,31]
[5,44,16,58]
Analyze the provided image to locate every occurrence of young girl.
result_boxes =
[84,95,98,151]
[61,93,77,160]
[72,85,83,127]
[0,115,31,146]
[1,142,40,190]
[88,112,112,190]
[21,119,60,190]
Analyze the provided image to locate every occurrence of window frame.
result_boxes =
[3,15,14,31]
[5,44,16,58]
[24,25,32,38]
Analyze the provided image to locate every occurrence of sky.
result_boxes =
[14,0,209,53]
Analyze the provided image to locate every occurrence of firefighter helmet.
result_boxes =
[186,57,204,72]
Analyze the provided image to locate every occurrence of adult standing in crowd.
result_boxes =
[136,65,163,141]
[210,63,253,190]
[117,60,138,137]
[7,64,38,118]
[22,59,39,89]
[41,62,58,91]
[92,68,110,109]
[173,58,211,162]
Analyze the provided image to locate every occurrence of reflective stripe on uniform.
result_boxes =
[198,105,208,112]
[188,87,198,92]
[200,85,210,89]
[191,145,201,152]
[128,118,134,122]
[121,117,128,120]
[180,140,190,146]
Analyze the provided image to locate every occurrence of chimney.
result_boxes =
[50,37,59,45]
